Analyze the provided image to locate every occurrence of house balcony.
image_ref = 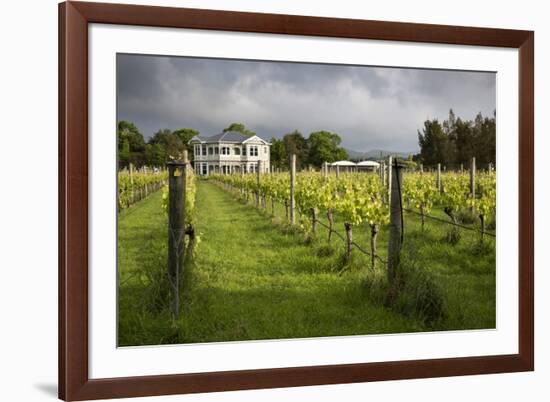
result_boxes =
[193,154,266,163]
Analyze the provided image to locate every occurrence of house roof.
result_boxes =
[189,131,269,144]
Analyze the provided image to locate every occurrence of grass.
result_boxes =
[118,181,495,346]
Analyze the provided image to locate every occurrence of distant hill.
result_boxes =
[346,149,415,161]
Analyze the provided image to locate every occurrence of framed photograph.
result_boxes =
[59,1,534,400]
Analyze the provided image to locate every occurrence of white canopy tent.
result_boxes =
[357,160,380,167]
[329,160,357,173]
[330,160,357,167]
[357,160,380,171]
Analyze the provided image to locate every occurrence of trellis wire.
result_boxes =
[403,207,496,237]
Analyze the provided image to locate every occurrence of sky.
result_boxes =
[117,53,496,153]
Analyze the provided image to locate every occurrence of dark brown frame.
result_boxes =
[59,1,534,400]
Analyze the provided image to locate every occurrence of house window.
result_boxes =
[264,146,267,154]
[242,146,247,156]
[250,146,258,156]
[208,147,213,155]
[215,147,219,155]
[195,145,200,156]
[202,145,207,155]
[234,147,241,155]
[202,163,207,175]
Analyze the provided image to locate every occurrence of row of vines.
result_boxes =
[209,169,496,269]
[118,170,168,210]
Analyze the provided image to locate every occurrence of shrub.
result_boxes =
[471,239,493,256]
[316,243,336,257]
[137,243,172,314]
[363,268,388,305]
[445,227,461,245]
[387,249,447,327]
[457,208,477,224]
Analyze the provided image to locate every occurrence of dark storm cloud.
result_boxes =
[117,54,496,153]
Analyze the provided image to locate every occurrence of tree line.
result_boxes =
[417,109,496,169]
[117,121,349,170]
[118,121,197,168]
[270,130,348,170]
[118,109,495,171]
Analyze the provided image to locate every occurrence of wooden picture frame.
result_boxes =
[59,1,534,400]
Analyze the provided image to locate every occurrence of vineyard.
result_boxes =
[209,166,496,266]
[117,158,496,346]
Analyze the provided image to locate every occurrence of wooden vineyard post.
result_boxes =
[256,160,261,208]
[166,156,187,319]
[420,163,423,174]
[323,162,328,178]
[311,208,317,234]
[437,163,441,192]
[336,164,340,179]
[470,157,476,211]
[344,223,352,261]
[387,156,393,202]
[129,162,135,205]
[370,224,378,271]
[290,154,296,225]
[387,160,405,283]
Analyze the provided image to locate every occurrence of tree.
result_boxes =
[442,109,457,136]
[173,128,199,148]
[417,119,455,166]
[306,130,348,167]
[482,114,496,167]
[119,138,131,168]
[417,111,495,170]
[173,128,199,160]
[148,129,185,161]
[144,143,165,167]
[282,130,308,170]
[270,138,287,170]
[223,122,256,137]
[116,122,204,168]
[453,118,475,166]
[117,121,146,168]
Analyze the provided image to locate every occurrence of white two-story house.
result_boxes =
[189,131,271,176]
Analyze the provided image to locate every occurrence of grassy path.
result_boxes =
[181,181,423,342]
[118,180,495,346]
